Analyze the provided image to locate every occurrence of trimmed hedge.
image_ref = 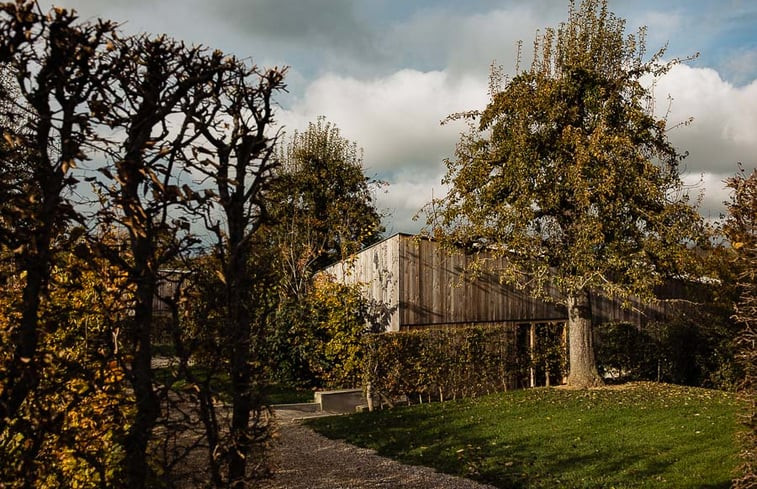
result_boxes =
[363,326,526,404]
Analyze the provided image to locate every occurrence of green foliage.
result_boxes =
[595,322,658,380]
[263,384,313,405]
[364,326,528,403]
[309,383,742,489]
[428,0,705,387]
[306,276,371,387]
[267,276,372,388]
[724,166,757,489]
[0,246,130,488]
[264,117,385,388]
[276,116,385,274]
[596,313,741,388]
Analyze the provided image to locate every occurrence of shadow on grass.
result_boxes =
[306,386,738,489]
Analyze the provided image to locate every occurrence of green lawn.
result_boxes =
[265,384,314,404]
[307,382,743,489]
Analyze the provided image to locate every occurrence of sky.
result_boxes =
[40,0,757,234]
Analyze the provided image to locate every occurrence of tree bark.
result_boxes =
[227,274,252,488]
[124,274,159,489]
[566,289,603,388]
[226,205,254,488]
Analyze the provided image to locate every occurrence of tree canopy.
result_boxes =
[276,117,384,275]
[263,117,385,386]
[429,0,704,387]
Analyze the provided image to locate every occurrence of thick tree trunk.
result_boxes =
[228,330,252,489]
[124,274,159,489]
[226,231,253,488]
[566,289,603,388]
[121,153,159,488]
[3,251,45,421]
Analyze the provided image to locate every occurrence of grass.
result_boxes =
[153,365,232,399]
[265,384,314,404]
[306,382,743,489]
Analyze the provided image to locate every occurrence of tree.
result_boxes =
[275,117,384,288]
[429,0,704,387]
[184,59,287,488]
[0,5,118,483]
[90,32,224,488]
[724,166,756,489]
[266,118,385,385]
[301,275,373,387]
[0,3,289,486]
[0,0,111,421]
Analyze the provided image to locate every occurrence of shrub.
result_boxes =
[267,276,372,388]
[363,325,527,404]
[595,311,741,388]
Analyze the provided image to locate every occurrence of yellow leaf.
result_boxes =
[62,159,76,173]
[215,269,226,284]
[3,133,15,147]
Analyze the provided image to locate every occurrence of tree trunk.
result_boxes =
[566,289,603,388]
[4,251,45,420]
[124,274,159,489]
[228,319,252,489]
[226,234,252,488]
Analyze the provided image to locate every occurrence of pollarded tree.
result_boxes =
[431,0,704,387]
[0,2,116,471]
[724,166,756,489]
[185,59,287,488]
[90,33,226,488]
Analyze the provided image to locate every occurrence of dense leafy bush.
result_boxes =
[363,326,528,404]
[267,276,374,388]
[595,310,741,388]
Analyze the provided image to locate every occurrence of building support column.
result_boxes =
[545,323,551,387]
[529,323,536,388]
[561,322,568,385]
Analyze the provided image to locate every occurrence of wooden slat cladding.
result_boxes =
[397,235,565,327]
[324,234,696,331]
[322,237,401,330]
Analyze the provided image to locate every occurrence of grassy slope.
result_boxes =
[307,382,743,489]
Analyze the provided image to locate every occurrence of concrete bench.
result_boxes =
[314,388,365,413]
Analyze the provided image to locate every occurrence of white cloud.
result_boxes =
[38,0,757,233]
[280,69,488,174]
[279,68,488,233]
[280,63,757,234]
[681,172,730,220]
[385,5,565,77]
[377,176,449,235]
[652,64,757,216]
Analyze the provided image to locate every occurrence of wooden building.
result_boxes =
[323,233,679,332]
[324,233,696,387]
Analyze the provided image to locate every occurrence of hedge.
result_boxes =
[363,325,527,404]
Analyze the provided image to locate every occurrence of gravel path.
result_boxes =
[258,409,497,489]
